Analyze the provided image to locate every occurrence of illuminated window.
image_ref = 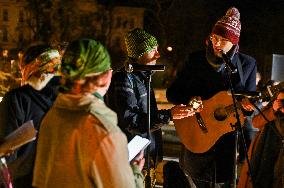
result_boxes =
[3,9,8,21]
[129,18,134,28]
[19,10,24,23]
[18,32,23,43]
[123,20,128,28]
[80,15,88,25]
[93,12,101,22]
[2,28,8,42]
[113,36,121,46]
[116,17,121,28]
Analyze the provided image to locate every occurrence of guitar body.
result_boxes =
[174,91,244,153]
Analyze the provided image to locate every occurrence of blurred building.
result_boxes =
[48,1,145,46]
[0,0,31,50]
[0,0,145,72]
[108,7,144,50]
[0,0,144,51]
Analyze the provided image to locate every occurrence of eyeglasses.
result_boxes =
[210,35,230,44]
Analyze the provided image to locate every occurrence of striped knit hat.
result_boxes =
[125,28,158,59]
[212,7,241,45]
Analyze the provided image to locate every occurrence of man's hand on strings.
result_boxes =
[171,96,203,120]
[171,104,195,120]
[190,96,203,113]
[273,98,284,112]
[240,97,254,112]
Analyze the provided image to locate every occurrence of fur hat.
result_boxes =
[212,7,241,45]
[125,28,158,59]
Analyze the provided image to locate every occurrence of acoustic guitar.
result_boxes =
[174,91,244,153]
[173,82,284,154]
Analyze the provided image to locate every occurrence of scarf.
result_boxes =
[206,40,239,72]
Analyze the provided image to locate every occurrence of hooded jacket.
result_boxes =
[33,93,143,188]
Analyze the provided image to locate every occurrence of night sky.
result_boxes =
[101,0,284,81]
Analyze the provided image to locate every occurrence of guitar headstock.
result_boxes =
[260,81,284,101]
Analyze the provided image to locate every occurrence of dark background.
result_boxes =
[100,0,284,83]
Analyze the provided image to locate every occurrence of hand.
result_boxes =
[171,104,195,120]
[273,99,283,112]
[130,150,145,171]
[190,96,203,112]
[261,101,269,107]
[240,97,254,112]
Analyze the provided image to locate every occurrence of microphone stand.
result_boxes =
[127,64,165,188]
[223,61,255,188]
[145,71,153,188]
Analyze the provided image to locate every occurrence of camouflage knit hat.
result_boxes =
[61,38,111,81]
[125,28,158,59]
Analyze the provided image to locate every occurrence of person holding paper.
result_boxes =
[106,29,195,188]
[107,28,195,170]
[33,39,144,188]
[0,44,61,188]
[128,135,151,162]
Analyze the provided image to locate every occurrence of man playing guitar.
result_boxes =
[167,7,256,187]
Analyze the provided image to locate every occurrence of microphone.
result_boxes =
[221,52,237,73]
[232,91,261,98]
[125,63,165,73]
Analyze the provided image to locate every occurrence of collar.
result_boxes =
[93,92,104,101]
[54,93,101,112]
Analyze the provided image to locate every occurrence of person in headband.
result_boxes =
[33,38,145,188]
[0,44,62,188]
[21,45,61,90]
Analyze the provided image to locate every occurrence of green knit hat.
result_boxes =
[61,38,111,81]
[125,28,158,59]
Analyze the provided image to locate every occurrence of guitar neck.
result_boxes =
[261,82,284,101]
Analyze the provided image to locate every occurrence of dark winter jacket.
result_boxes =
[0,76,60,188]
[107,68,171,164]
[166,49,256,183]
[167,50,256,104]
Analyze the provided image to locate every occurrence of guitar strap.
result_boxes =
[236,56,245,88]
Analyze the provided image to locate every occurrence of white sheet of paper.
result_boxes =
[128,135,151,161]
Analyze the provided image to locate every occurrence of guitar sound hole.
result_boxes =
[214,107,227,121]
